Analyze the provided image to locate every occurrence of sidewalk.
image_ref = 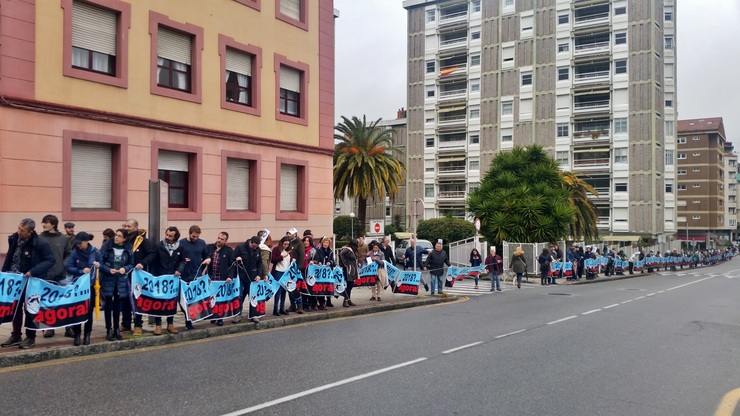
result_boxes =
[0,287,457,368]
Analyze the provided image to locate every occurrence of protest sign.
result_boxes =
[132,270,179,317]
[26,273,91,330]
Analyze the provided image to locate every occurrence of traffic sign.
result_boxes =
[369,220,384,236]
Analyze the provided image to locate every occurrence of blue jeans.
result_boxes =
[516,273,523,283]
[490,272,500,290]
[430,273,443,294]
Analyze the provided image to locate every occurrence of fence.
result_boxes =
[502,240,566,277]
[449,237,488,267]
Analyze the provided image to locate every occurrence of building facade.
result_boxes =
[676,117,735,245]
[0,0,335,252]
[402,0,677,243]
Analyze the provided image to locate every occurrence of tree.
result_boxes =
[334,115,406,230]
[560,170,600,241]
[467,145,575,244]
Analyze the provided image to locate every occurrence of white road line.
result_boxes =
[657,290,665,294]
[646,293,656,297]
[495,329,527,339]
[621,300,633,304]
[547,315,577,325]
[635,296,646,300]
[221,357,428,415]
[603,304,620,309]
[666,276,714,291]
[582,309,601,315]
[442,342,483,354]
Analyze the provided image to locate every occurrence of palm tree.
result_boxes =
[560,171,600,241]
[334,115,406,232]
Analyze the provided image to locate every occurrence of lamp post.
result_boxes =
[350,212,355,240]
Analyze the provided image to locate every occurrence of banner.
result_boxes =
[356,261,378,287]
[332,267,346,297]
[26,274,91,330]
[306,264,335,296]
[132,270,179,317]
[549,261,562,277]
[0,273,27,325]
[209,278,242,320]
[563,261,574,278]
[633,259,644,272]
[585,259,599,273]
[385,261,400,290]
[393,271,421,295]
[247,279,275,319]
[179,275,213,322]
[446,265,487,282]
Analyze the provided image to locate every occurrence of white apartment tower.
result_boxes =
[402,0,678,242]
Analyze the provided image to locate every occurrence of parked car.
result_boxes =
[395,239,433,268]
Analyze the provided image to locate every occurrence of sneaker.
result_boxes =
[251,318,260,323]
[19,337,35,349]
[185,322,194,330]
[43,329,55,338]
[133,327,143,336]
[1,336,22,347]
[166,324,179,334]
[497,288,502,291]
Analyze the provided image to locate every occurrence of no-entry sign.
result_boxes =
[369,220,384,236]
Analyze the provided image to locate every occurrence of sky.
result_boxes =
[334,0,740,142]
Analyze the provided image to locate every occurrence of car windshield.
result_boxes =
[418,241,433,250]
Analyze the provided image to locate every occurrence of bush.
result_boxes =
[333,215,363,240]
[416,218,476,247]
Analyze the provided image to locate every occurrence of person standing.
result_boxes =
[123,219,157,336]
[380,236,395,267]
[510,246,527,288]
[310,236,336,309]
[356,235,368,261]
[337,239,359,307]
[485,247,503,290]
[38,214,73,338]
[232,236,263,323]
[366,241,386,301]
[538,248,551,285]
[65,232,100,346]
[63,222,76,253]
[469,248,482,289]
[403,238,430,291]
[271,236,293,316]
[287,228,305,313]
[424,241,450,295]
[151,226,185,335]
[179,225,211,329]
[1,219,55,349]
[207,231,234,327]
[99,229,134,341]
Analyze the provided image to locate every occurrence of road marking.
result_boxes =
[635,296,646,300]
[657,290,665,293]
[666,276,714,291]
[621,300,633,304]
[547,315,577,325]
[582,309,601,315]
[714,387,740,416]
[603,304,620,309]
[646,293,656,297]
[442,342,483,354]
[495,329,527,339]
[222,357,428,415]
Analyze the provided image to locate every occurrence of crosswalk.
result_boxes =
[433,278,518,297]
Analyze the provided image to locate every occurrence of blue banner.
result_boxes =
[385,261,400,289]
[563,261,574,277]
[132,270,179,317]
[179,275,213,322]
[549,261,562,277]
[393,271,421,295]
[26,274,91,330]
[278,262,306,294]
[585,259,599,272]
[209,278,241,320]
[0,273,28,325]
[306,264,335,296]
[356,262,378,287]
[332,267,346,297]
[247,279,275,319]
[446,265,486,281]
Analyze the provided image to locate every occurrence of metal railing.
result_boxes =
[438,139,466,149]
[440,37,467,47]
[574,100,610,109]
[437,114,467,124]
[439,9,467,22]
[449,237,488,267]
[573,158,610,166]
[574,41,610,52]
[574,70,610,81]
[574,11,609,23]
[439,88,467,99]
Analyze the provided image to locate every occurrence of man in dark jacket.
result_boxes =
[124,219,158,335]
[424,241,450,295]
[150,226,185,335]
[380,236,395,266]
[232,236,262,323]
[1,218,55,349]
[207,232,234,283]
[38,214,73,338]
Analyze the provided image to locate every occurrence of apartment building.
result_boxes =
[402,0,677,243]
[676,117,734,245]
[0,0,335,250]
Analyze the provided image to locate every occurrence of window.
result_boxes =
[386,206,391,217]
[677,169,687,175]
[275,54,309,125]
[219,35,262,116]
[665,181,673,193]
[614,147,628,163]
[425,184,435,198]
[221,151,260,220]
[426,117,434,123]
[677,137,686,144]
[558,43,569,53]
[665,120,675,135]
[63,131,127,221]
[664,149,674,166]
[615,32,627,45]
[693,152,701,157]
[471,29,481,40]
[469,158,479,171]
[677,184,686,190]
[225,159,250,209]
[558,13,569,25]
[276,158,308,220]
[426,60,435,74]
[614,118,628,134]
[426,9,436,22]
[614,6,626,15]
[693,200,700,204]
[692,135,701,141]
[158,150,191,209]
[276,0,307,30]
[502,101,513,116]
[469,107,480,119]
[615,183,627,192]
[426,136,435,147]
[692,215,701,220]
[503,0,514,6]
[664,36,674,50]
[63,0,130,87]
[693,184,701,188]
[501,134,513,142]
[150,12,203,103]
[470,81,480,92]
[521,15,533,32]
[521,71,532,86]
[502,45,515,65]
[664,10,673,21]
[665,99,672,107]
[470,54,481,67]
[471,0,481,13]
[425,166,435,173]
[556,151,569,165]
[558,67,569,81]
[557,122,569,138]
[426,88,435,98]
[615,59,627,74]
[470,134,480,144]
[665,63,674,78]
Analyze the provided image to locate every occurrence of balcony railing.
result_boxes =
[438,139,466,149]
[438,165,467,174]
[440,37,467,49]
[439,63,467,77]
[439,9,467,23]
[574,11,609,26]
[573,157,610,167]
[574,100,610,111]
[437,115,467,127]
[437,191,467,199]
[574,40,610,55]
[573,129,610,140]
[574,70,610,83]
[439,88,467,100]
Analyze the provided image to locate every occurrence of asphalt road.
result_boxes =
[0,263,738,416]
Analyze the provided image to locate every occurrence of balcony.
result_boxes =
[438,81,467,102]
[572,151,610,171]
[437,106,467,129]
[439,62,467,79]
[437,184,467,200]
[574,92,610,114]
[574,64,610,85]
[438,132,467,150]
[574,32,610,57]
[439,5,468,27]
[573,4,609,28]
[438,161,467,177]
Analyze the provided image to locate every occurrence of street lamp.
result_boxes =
[350,212,355,240]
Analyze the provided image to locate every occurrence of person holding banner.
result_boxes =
[39,214,73,338]
[1,218,55,349]
[123,219,157,335]
[150,226,186,335]
[65,232,101,346]
[232,236,263,323]
[337,239,359,307]
[485,247,504,290]
[469,248,482,289]
[424,241,450,295]
[271,236,293,316]
[310,236,336,308]
[100,229,134,341]
[207,231,235,327]
[287,228,305,313]
[366,241,386,301]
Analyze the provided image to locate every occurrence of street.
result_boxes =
[0,263,737,416]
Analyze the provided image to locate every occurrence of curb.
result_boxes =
[0,295,458,368]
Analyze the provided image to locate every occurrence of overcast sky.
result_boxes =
[334,0,740,142]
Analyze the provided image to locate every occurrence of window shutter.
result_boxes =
[158,150,189,172]
[225,48,252,77]
[72,0,117,56]
[280,164,298,211]
[280,66,301,93]
[226,158,250,210]
[280,0,301,20]
[157,27,192,65]
[71,141,112,209]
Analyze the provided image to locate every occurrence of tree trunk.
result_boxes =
[358,198,368,237]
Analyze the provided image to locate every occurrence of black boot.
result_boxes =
[65,327,75,338]
[73,334,81,346]
[114,330,123,340]
[105,330,114,341]
[83,333,91,345]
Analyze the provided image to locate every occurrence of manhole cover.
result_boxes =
[548,293,572,296]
